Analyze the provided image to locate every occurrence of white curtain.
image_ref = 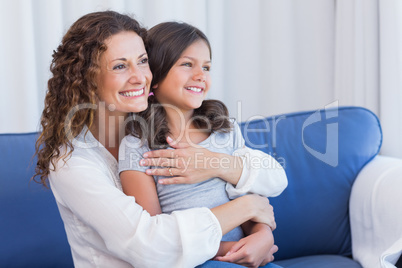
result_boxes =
[1,0,401,157]
[334,0,402,158]
[378,0,402,158]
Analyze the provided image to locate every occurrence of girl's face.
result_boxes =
[97,31,152,116]
[154,40,211,113]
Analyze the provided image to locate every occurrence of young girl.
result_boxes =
[119,22,287,266]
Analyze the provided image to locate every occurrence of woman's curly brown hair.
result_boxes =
[130,22,232,150]
[33,11,147,187]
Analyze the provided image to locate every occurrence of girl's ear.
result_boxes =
[152,84,158,89]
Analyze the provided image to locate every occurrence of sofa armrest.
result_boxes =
[350,155,402,268]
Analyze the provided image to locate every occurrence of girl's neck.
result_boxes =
[165,107,193,136]
[164,107,209,146]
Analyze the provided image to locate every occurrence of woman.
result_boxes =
[34,11,277,267]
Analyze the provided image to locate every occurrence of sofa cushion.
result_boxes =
[273,254,362,267]
[198,260,282,267]
[0,132,73,267]
[240,106,382,260]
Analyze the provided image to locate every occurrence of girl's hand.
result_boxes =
[215,227,278,267]
[140,136,242,185]
[215,241,237,258]
[215,238,278,267]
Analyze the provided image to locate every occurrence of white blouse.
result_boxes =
[49,127,287,267]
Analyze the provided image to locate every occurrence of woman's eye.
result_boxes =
[182,62,192,67]
[203,66,210,71]
[113,64,127,71]
[140,58,148,64]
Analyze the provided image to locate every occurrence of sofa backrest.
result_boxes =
[0,106,382,265]
[0,132,73,267]
[239,106,382,260]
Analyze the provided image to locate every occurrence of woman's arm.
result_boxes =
[226,146,288,198]
[141,140,287,198]
[141,145,241,185]
[140,136,287,186]
[120,170,161,216]
[51,156,274,267]
[52,156,219,267]
[210,194,276,234]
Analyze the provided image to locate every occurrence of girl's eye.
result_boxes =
[182,62,192,67]
[203,66,210,71]
[112,64,127,71]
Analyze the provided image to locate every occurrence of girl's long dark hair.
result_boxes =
[130,22,232,149]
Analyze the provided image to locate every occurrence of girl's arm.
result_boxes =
[215,241,237,257]
[120,170,162,216]
[211,197,277,265]
[215,222,277,266]
[212,195,276,265]
[119,135,162,216]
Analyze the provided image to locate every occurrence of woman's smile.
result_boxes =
[119,88,146,98]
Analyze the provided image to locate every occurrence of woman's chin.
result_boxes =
[129,102,149,113]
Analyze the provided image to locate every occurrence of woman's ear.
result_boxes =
[152,84,158,89]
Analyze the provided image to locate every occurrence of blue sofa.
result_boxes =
[0,106,399,267]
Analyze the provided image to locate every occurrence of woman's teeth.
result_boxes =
[186,87,202,92]
[120,89,144,97]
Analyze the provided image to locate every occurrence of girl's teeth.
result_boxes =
[186,87,202,92]
[120,89,144,97]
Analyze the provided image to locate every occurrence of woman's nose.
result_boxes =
[128,65,145,84]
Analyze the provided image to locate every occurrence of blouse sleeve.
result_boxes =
[49,155,221,267]
[225,121,288,199]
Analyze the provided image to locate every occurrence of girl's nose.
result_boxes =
[193,66,206,82]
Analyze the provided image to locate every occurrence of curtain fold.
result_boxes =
[1,0,400,157]
[1,1,40,132]
[334,0,380,113]
[379,0,402,158]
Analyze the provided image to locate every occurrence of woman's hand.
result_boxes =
[247,195,276,230]
[140,136,243,185]
[210,194,275,236]
[215,224,277,267]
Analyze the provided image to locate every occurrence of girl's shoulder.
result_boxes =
[120,134,149,151]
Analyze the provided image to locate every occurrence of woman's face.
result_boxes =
[97,31,152,116]
[154,40,211,113]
